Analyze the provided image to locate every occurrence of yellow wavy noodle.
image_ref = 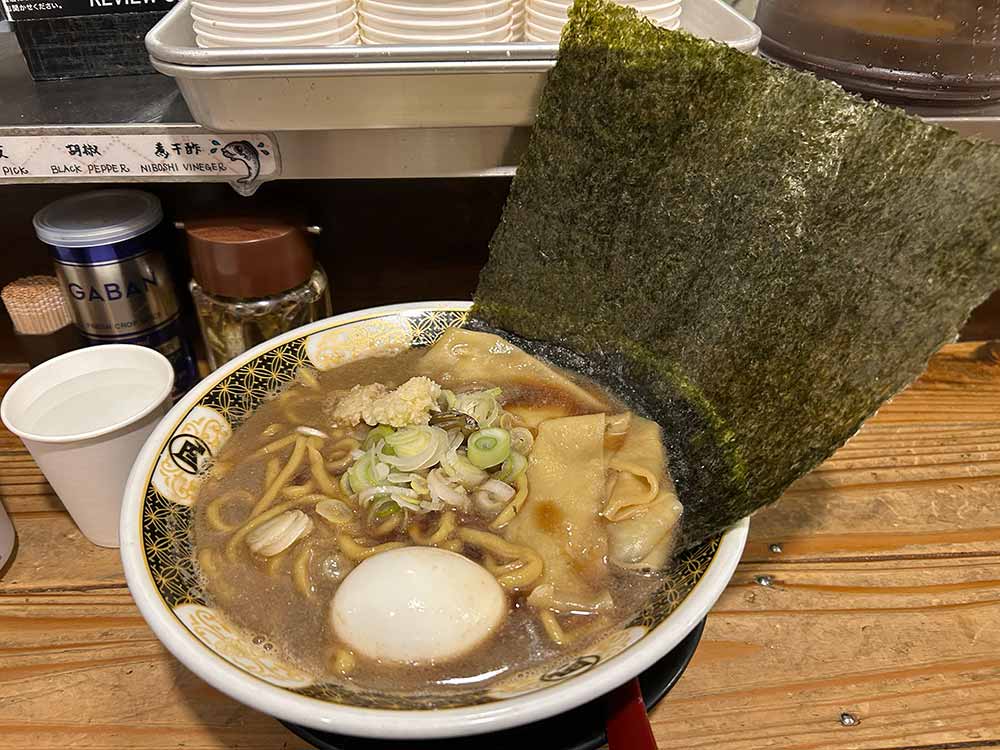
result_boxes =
[408,510,456,546]
[197,547,218,579]
[325,437,360,473]
[205,489,253,532]
[371,513,402,538]
[282,481,317,499]
[297,493,337,504]
[264,458,280,489]
[482,553,522,577]
[266,548,290,575]
[251,434,297,461]
[489,475,528,531]
[440,538,464,554]
[337,534,406,562]
[537,609,610,646]
[327,436,360,456]
[308,445,340,497]
[326,454,355,473]
[293,547,313,597]
[250,437,308,518]
[455,527,543,591]
[538,609,566,646]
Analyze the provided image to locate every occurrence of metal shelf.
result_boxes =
[1,33,188,127]
[1,30,998,188]
[0,31,526,187]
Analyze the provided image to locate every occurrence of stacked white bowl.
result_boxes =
[512,0,525,40]
[524,0,680,42]
[358,0,516,45]
[191,0,360,48]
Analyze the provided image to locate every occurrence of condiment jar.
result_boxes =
[33,190,198,396]
[185,219,332,370]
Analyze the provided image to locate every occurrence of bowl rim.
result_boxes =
[120,300,749,740]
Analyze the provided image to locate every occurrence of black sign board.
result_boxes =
[1,0,177,21]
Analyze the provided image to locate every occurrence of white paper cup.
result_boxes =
[0,346,174,548]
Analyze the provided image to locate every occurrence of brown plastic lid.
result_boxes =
[186,218,315,298]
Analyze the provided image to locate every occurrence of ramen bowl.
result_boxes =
[120,301,748,740]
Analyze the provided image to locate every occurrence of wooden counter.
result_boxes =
[2,341,1000,750]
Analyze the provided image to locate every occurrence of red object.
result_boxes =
[605,678,658,750]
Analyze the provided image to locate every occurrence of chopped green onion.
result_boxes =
[410,474,429,496]
[385,426,435,458]
[441,448,489,488]
[509,427,534,455]
[495,451,528,483]
[467,428,512,469]
[363,424,395,451]
[370,497,401,521]
[455,388,503,429]
[347,449,381,493]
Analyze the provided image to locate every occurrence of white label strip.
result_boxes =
[0,133,279,185]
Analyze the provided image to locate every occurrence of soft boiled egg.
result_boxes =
[330,546,507,664]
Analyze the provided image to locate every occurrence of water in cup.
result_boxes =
[19,367,163,437]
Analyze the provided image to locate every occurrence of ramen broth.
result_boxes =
[192,330,682,691]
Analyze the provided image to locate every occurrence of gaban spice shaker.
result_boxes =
[33,190,197,395]
[185,219,332,370]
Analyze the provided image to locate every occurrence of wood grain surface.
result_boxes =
[2,341,999,750]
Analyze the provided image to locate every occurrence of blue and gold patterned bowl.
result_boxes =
[120,301,748,740]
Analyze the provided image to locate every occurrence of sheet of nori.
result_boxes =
[473,0,1000,550]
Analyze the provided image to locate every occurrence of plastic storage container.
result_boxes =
[755,0,1000,112]
[33,190,198,395]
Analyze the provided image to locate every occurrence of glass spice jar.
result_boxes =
[185,219,332,370]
